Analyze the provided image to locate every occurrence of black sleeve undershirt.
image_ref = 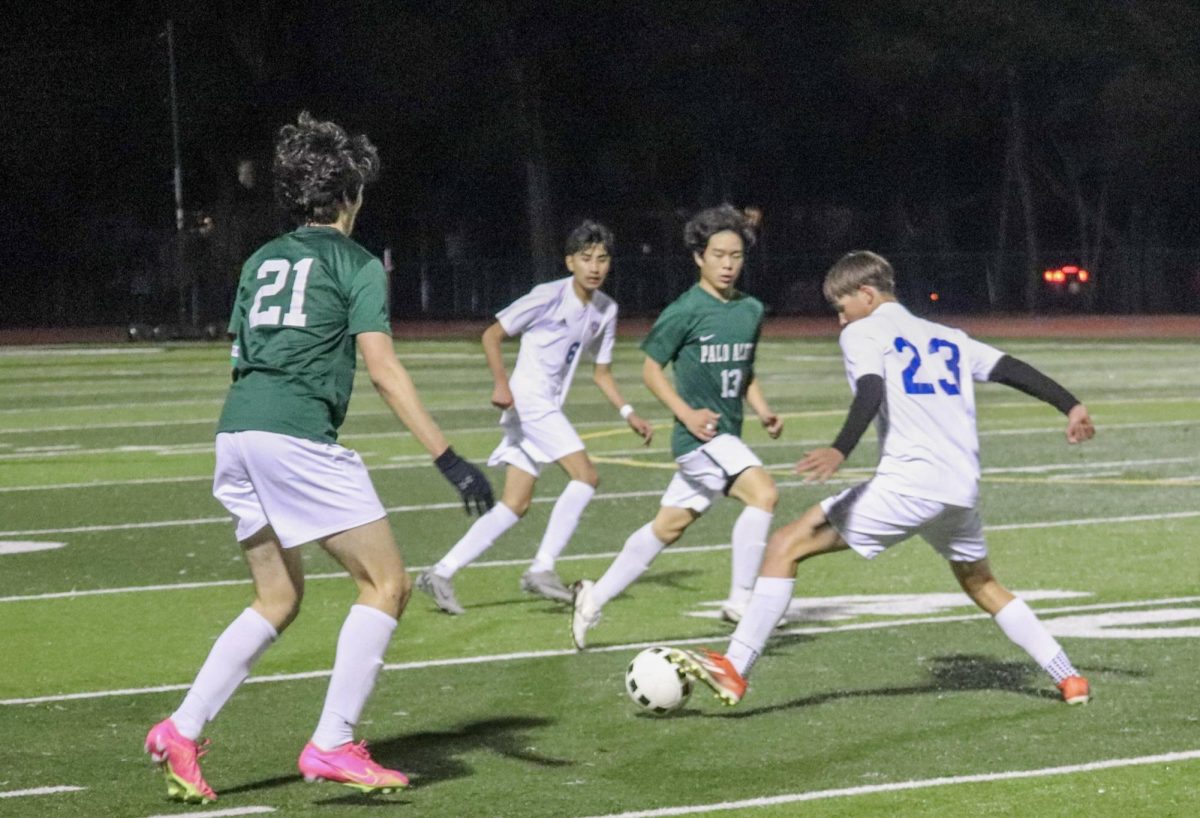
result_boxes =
[987,355,1079,415]
[831,374,884,457]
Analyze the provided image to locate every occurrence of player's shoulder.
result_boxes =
[287,227,380,275]
[524,276,572,304]
[591,287,617,315]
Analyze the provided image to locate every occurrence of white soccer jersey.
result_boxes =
[497,277,618,416]
[838,301,1004,507]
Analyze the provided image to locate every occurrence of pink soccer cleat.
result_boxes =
[144,718,217,804]
[298,740,409,793]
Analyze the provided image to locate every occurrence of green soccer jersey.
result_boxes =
[217,225,392,444]
[641,284,765,457]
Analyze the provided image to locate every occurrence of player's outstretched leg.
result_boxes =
[953,559,1090,705]
[422,502,522,614]
[144,719,217,804]
[298,740,409,793]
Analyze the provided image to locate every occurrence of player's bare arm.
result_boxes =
[360,332,494,515]
[745,376,783,439]
[796,372,884,483]
[642,356,719,442]
[593,363,653,445]
[481,321,515,409]
[359,332,452,456]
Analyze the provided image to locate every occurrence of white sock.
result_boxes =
[171,607,277,740]
[311,604,398,751]
[434,503,520,577]
[993,597,1077,681]
[530,480,595,573]
[592,523,666,608]
[729,506,773,604]
[726,577,794,677]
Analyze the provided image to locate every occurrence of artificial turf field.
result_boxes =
[0,332,1197,817]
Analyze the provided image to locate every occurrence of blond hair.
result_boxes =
[823,250,896,303]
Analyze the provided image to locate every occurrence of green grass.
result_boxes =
[0,336,1197,817]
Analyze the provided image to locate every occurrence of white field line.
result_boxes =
[1,389,1198,433]
[578,750,1200,818]
[5,442,1190,495]
[0,542,734,604]
[143,808,275,818]
[5,478,1200,540]
[4,594,1196,707]
[1,411,1197,471]
[0,785,85,799]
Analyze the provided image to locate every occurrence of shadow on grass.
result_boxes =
[222,716,572,797]
[368,716,573,788]
[702,653,1071,719]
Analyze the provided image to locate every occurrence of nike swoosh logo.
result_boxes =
[699,334,715,341]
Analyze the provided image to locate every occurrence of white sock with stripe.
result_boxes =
[172,607,278,740]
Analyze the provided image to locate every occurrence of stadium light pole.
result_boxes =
[166,19,184,233]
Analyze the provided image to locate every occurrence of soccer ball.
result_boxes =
[625,647,692,715]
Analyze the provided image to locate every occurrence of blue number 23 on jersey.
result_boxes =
[893,337,961,395]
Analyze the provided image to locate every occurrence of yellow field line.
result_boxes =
[579,409,844,442]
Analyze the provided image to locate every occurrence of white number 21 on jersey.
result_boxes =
[248,258,313,328]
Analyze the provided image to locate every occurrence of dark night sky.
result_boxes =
[3,1,1200,326]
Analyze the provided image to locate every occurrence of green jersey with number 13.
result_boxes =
[641,284,764,457]
[217,225,392,444]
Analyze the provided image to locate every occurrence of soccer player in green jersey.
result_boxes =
[144,112,494,804]
[572,205,783,649]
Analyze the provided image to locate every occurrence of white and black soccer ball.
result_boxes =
[625,647,692,715]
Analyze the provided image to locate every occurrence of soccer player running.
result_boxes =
[572,204,783,649]
[416,221,653,614]
[671,250,1095,706]
[144,113,495,804]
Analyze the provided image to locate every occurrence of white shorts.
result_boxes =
[820,480,987,562]
[213,431,387,549]
[487,408,584,477]
[660,434,763,514]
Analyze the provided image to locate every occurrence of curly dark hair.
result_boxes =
[273,112,380,225]
[564,219,615,255]
[683,204,757,256]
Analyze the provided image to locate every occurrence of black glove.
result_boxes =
[435,447,495,516]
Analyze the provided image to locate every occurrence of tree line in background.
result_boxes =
[2,0,1199,327]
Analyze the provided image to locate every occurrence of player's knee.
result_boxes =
[579,466,599,488]
[766,522,817,565]
[651,511,692,545]
[503,496,532,517]
[375,571,411,618]
[752,482,779,512]
[257,589,302,632]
